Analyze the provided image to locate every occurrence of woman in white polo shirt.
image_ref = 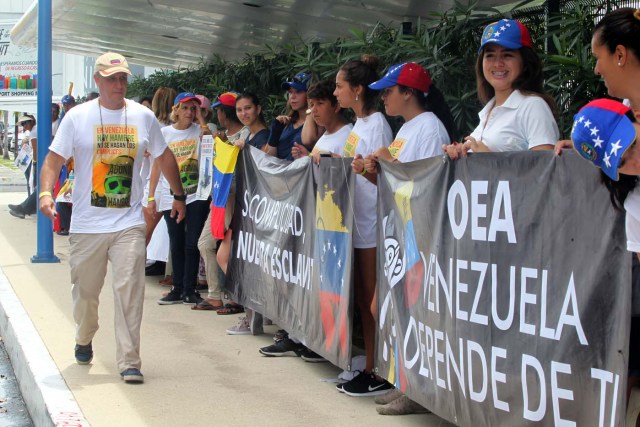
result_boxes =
[445,19,559,159]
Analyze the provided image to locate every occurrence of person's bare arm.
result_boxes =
[39,151,66,220]
[147,158,162,215]
[301,112,322,148]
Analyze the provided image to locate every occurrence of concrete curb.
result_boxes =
[0,266,90,427]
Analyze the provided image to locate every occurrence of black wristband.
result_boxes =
[173,193,187,202]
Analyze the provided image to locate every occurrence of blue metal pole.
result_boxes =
[32,0,59,263]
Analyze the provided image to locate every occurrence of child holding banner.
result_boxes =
[290,79,353,161]
[221,93,273,334]
[364,62,455,175]
[333,54,394,397]
[360,62,454,415]
[444,19,558,160]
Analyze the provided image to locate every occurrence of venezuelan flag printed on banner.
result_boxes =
[315,187,350,355]
[394,182,424,309]
[210,137,239,240]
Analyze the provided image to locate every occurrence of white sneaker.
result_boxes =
[627,386,640,427]
[226,316,251,335]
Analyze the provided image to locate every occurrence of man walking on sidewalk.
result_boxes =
[39,52,186,384]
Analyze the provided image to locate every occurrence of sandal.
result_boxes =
[159,276,172,286]
[216,303,244,315]
[191,300,224,311]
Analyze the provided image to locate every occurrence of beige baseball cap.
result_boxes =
[95,52,131,77]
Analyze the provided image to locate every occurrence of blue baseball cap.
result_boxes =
[369,62,433,93]
[571,99,637,181]
[479,19,533,53]
[61,95,76,104]
[174,92,201,105]
[281,72,311,92]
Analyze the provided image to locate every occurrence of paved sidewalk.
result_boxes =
[0,166,453,426]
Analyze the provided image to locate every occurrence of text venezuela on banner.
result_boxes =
[376,151,629,426]
[225,147,356,369]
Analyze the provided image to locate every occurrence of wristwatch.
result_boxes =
[173,193,187,202]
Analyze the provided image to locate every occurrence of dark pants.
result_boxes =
[57,202,72,231]
[18,166,37,214]
[163,199,210,296]
[24,163,32,195]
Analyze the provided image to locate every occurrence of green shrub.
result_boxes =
[129,0,618,139]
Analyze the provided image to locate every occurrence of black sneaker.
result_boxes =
[259,334,304,357]
[120,368,144,384]
[273,329,288,342]
[75,341,93,365]
[342,371,394,397]
[182,293,203,305]
[299,347,326,363]
[9,208,25,219]
[336,370,361,393]
[157,290,182,305]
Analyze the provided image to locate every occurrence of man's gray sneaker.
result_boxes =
[120,368,144,384]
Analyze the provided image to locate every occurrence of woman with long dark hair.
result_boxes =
[445,19,559,159]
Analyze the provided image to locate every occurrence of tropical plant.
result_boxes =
[128,0,622,139]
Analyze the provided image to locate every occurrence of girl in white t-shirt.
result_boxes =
[333,54,394,397]
[290,79,353,162]
[364,62,455,174]
[149,92,211,306]
[444,19,558,160]
[360,61,455,415]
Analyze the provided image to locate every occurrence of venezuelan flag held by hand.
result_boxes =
[210,137,239,240]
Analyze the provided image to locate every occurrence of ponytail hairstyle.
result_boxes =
[593,8,640,63]
[339,54,381,115]
[397,85,457,142]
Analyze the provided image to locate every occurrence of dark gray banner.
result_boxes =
[376,151,629,426]
[226,147,355,369]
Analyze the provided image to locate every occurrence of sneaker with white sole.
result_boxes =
[120,368,144,384]
[299,347,326,363]
[259,333,304,357]
[226,316,251,335]
[342,371,394,397]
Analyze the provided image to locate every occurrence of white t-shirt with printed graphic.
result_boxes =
[390,112,449,162]
[313,123,353,156]
[343,112,392,248]
[50,99,167,233]
[470,90,559,152]
[158,123,201,211]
